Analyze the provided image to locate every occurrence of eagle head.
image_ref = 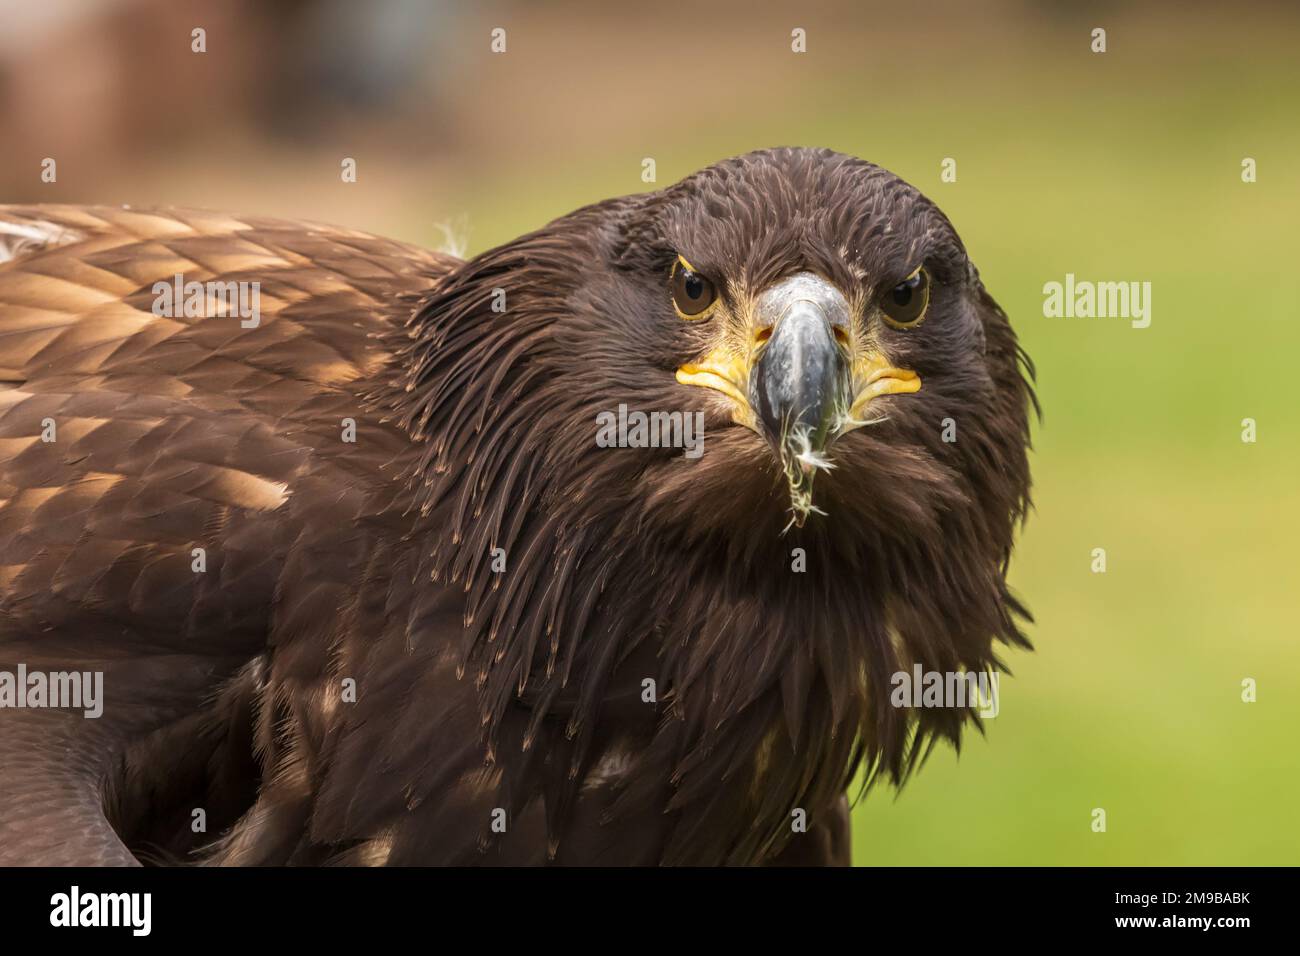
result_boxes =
[398,146,1030,535]
[623,147,986,529]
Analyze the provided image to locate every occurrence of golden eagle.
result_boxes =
[0,148,1034,865]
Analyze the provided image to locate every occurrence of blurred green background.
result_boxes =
[5,0,1297,864]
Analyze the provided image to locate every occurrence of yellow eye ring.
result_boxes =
[880,265,930,328]
[671,256,719,320]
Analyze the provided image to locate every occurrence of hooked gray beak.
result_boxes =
[749,273,853,526]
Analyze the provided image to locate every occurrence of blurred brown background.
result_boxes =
[7,0,1292,249]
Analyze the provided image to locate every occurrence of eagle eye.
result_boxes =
[881,267,930,328]
[671,257,718,319]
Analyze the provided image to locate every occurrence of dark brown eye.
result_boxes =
[881,267,930,328]
[671,257,718,318]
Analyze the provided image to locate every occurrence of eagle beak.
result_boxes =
[749,277,853,526]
